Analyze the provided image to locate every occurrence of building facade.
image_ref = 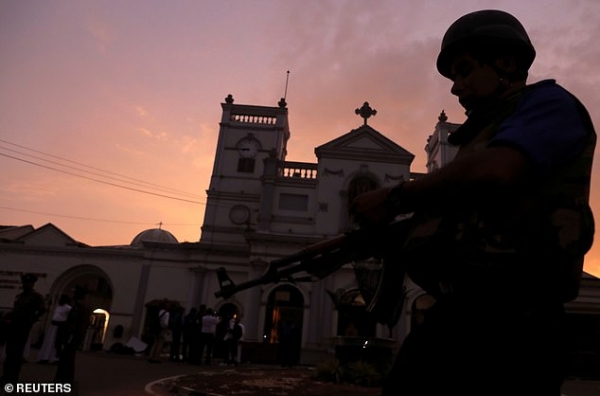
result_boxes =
[1,96,599,371]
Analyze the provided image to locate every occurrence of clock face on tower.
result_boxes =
[237,137,260,158]
[229,204,250,224]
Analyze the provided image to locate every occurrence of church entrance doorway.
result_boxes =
[263,285,304,366]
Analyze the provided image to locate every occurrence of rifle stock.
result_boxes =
[214,218,412,303]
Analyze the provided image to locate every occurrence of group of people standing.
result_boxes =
[147,304,244,366]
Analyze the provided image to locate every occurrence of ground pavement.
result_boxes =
[1,350,599,395]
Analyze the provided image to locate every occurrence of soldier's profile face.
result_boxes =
[448,51,501,110]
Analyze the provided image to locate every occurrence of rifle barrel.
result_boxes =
[213,218,413,299]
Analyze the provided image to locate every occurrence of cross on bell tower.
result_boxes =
[355,101,377,125]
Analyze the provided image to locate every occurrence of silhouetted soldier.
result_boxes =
[1,273,46,384]
[351,9,596,396]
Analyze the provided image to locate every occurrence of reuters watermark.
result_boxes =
[3,383,72,394]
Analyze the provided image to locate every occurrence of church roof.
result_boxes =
[0,223,85,247]
[0,225,35,241]
[130,228,179,247]
[315,124,414,165]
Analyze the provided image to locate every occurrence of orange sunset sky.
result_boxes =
[1,1,600,277]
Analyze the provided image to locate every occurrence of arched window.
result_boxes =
[347,176,379,228]
[347,176,378,206]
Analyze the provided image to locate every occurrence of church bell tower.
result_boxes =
[200,95,291,244]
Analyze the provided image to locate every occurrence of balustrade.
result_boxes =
[279,161,318,180]
[230,113,277,125]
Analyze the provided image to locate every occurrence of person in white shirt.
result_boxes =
[198,308,219,365]
[148,302,170,363]
[224,315,244,365]
[37,294,71,363]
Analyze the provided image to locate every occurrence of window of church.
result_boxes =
[347,176,379,228]
[237,158,255,173]
[347,176,378,206]
[278,193,308,211]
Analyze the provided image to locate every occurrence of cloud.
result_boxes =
[270,23,456,167]
[138,128,153,138]
[156,132,168,141]
[137,127,169,141]
[180,137,198,155]
[84,20,114,54]
[135,105,148,117]
[115,143,145,158]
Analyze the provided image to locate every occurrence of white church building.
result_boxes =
[1,95,599,373]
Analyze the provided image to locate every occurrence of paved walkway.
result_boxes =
[2,352,199,396]
[2,350,600,395]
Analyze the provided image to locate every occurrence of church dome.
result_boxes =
[130,228,178,247]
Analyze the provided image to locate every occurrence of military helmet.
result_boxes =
[437,10,536,78]
[21,273,38,283]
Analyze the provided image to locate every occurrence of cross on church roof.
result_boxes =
[355,101,377,125]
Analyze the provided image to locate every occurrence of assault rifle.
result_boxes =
[215,218,413,327]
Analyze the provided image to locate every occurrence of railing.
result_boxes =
[230,113,277,125]
[279,161,318,180]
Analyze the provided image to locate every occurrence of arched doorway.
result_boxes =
[63,276,112,351]
[263,285,304,366]
[48,265,113,351]
[84,309,110,351]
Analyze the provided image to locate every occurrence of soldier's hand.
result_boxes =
[349,187,395,228]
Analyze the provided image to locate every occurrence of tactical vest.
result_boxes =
[403,82,596,303]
